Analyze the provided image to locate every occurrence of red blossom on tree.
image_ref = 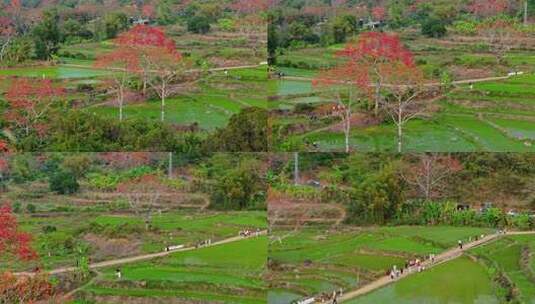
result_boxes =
[0,203,37,260]
[99,152,151,169]
[0,272,54,303]
[4,78,64,138]
[313,62,372,152]
[115,25,184,121]
[141,4,155,19]
[468,0,509,18]
[0,140,9,153]
[337,32,414,116]
[116,25,176,52]
[229,0,269,15]
[94,46,140,121]
[372,6,386,21]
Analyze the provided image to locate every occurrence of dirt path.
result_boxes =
[62,63,265,74]
[338,231,535,303]
[15,231,267,277]
[280,74,513,87]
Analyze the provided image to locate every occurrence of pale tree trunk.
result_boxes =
[0,37,12,62]
[397,101,403,153]
[344,88,353,153]
[143,73,148,95]
[344,107,351,153]
[293,152,299,185]
[168,152,173,178]
[160,81,166,122]
[525,1,529,26]
[118,85,124,122]
[374,80,381,116]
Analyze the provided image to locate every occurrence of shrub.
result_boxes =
[26,203,36,213]
[217,18,235,32]
[421,18,447,38]
[188,16,211,34]
[452,20,478,36]
[49,170,80,194]
[12,202,21,213]
[42,225,57,233]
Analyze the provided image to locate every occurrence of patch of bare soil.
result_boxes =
[449,66,495,80]
[329,113,382,132]
[83,233,142,260]
[210,57,253,67]
[101,90,146,107]
[269,197,346,227]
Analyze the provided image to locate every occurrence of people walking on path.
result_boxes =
[458,240,463,249]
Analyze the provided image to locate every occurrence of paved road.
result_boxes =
[15,230,267,277]
[338,230,535,303]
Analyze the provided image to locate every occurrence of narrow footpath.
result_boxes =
[15,230,267,277]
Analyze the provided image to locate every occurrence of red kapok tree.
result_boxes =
[468,0,509,18]
[313,61,372,152]
[0,140,9,153]
[4,78,64,138]
[477,18,522,64]
[372,6,386,21]
[115,25,185,121]
[402,154,463,201]
[94,47,140,121]
[116,174,168,230]
[0,203,37,260]
[0,272,54,303]
[382,62,427,153]
[229,0,269,15]
[337,32,414,116]
[99,152,151,169]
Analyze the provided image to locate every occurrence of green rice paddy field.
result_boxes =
[350,234,535,304]
[90,67,268,129]
[76,235,267,304]
[270,74,535,152]
[268,226,495,304]
[270,37,535,152]
[3,210,266,272]
[0,63,267,130]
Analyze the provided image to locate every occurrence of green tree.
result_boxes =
[331,15,357,43]
[187,16,211,34]
[421,17,447,38]
[104,12,128,39]
[156,0,175,25]
[203,107,267,152]
[49,170,80,194]
[32,9,61,60]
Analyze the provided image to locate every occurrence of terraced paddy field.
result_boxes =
[0,66,113,79]
[268,226,494,304]
[269,33,535,152]
[349,234,535,304]
[75,235,267,304]
[347,257,499,304]
[0,63,267,130]
[90,66,268,129]
[269,73,535,152]
[3,210,267,272]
